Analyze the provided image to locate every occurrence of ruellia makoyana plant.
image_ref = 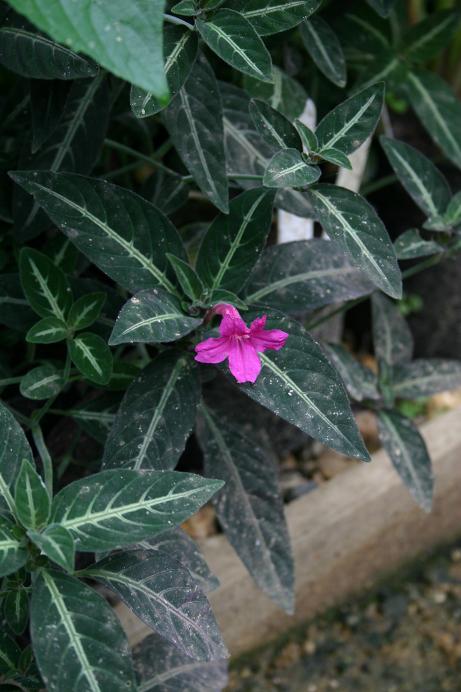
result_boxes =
[1,0,461,689]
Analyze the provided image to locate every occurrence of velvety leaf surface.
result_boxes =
[249,99,301,150]
[402,11,460,64]
[393,359,461,399]
[380,136,451,218]
[244,65,307,120]
[164,56,229,213]
[87,550,227,661]
[26,316,68,344]
[378,410,433,512]
[64,395,119,444]
[228,0,321,35]
[69,332,113,385]
[196,188,275,293]
[264,149,320,188]
[0,401,34,513]
[166,254,204,302]
[307,184,402,299]
[234,314,370,460]
[300,16,346,87]
[31,569,136,692]
[12,171,185,295]
[198,403,294,612]
[14,459,50,530]
[28,524,75,572]
[3,587,28,635]
[20,364,63,400]
[371,293,414,367]
[102,352,200,471]
[133,633,228,691]
[19,247,72,321]
[394,229,443,260]
[68,292,105,330]
[7,0,168,98]
[244,239,374,313]
[324,343,380,402]
[0,516,28,578]
[51,469,223,551]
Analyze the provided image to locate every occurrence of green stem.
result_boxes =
[104,139,181,179]
[32,349,72,427]
[0,376,22,387]
[164,13,195,30]
[360,173,398,196]
[32,426,53,498]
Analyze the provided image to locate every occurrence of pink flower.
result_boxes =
[194,304,288,384]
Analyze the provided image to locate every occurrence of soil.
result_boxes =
[227,543,461,691]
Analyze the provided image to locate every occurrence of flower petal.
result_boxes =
[228,338,262,383]
[219,312,249,338]
[251,328,289,353]
[195,336,230,364]
[250,315,267,332]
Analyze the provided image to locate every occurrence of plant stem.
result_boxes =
[32,426,53,498]
[360,173,398,196]
[164,13,195,30]
[104,138,181,179]
[0,376,22,387]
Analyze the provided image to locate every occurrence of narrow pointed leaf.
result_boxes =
[30,79,69,153]
[26,316,68,344]
[394,229,443,260]
[316,83,385,155]
[264,149,320,188]
[295,119,318,152]
[109,289,201,346]
[164,56,229,213]
[20,364,63,400]
[50,469,223,551]
[196,188,276,292]
[133,634,228,692]
[143,170,189,216]
[69,332,113,385]
[228,0,321,35]
[68,292,106,330]
[402,11,460,64]
[320,148,352,169]
[131,24,198,118]
[380,136,451,218]
[0,630,21,675]
[7,0,169,98]
[0,402,33,514]
[244,239,373,312]
[172,0,196,15]
[308,184,402,298]
[405,70,461,171]
[198,404,294,612]
[14,459,50,530]
[249,99,302,150]
[166,254,204,302]
[371,293,414,366]
[393,359,461,399]
[234,313,370,461]
[86,551,227,661]
[196,9,272,83]
[0,25,98,79]
[444,191,461,227]
[0,516,28,578]
[324,343,380,402]
[31,569,136,692]
[64,395,119,444]
[300,16,346,87]
[11,171,186,295]
[28,525,75,572]
[378,410,433,512]
[3,588,28,635]
[244,65,307,120]
[367,0,397,17]
[19,248,72,320]
[102,352,200,471]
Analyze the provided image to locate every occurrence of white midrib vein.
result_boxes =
[205,21,264,77]
[243,1,305,18]
[388,147,438,217]
[29,258,65,321]
[380,412,426,502]
[305,20,338,79]
[28,374,61,392]
[224,116,268,166]
[133,358,184,469]
[141,32,190,109]
[407,15,454,57]
[271,159,306,180]
[0,537,20,551]
[42,571,101,692]
[320,94,376,151]
[75,339,102,377]
[139,662,203,691]
[31,183,176,294]
[120,312,182,337]
[245,266,358,303]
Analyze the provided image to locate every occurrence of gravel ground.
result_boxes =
[227,543,461,692]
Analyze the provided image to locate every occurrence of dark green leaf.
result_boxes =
[31,569,136,692]
[380,136,451,218]
[378,410,433,512]
[19,247,72,320]
[133,633,228,692]
[233,313,370,460]
[63,395,119,444]
[0,516,28,579]
[367,0,397,17]
[0,274,35,332]
[50,469,223,551]
[102,352,200,471]
[196,187,275,293]
[264,149,320,188]
[86,550,227,661]
[205,288,249,311]
[28,524,74,572]
[0,631,21,675]
[109,289,201,345]
[30,79,68,154]
[244,239,373,312]
[172,0,196,15]
[20,364,63,400]
[393,359,461,399]
[249,99,301,150]
[244,65,307,120]
[131,24,198,118]
[295,119,318,152]
[12,171,185,295]
[68,292,106,331]
[26,316,68,344]
[308,184,402,298]
[3,588,28,635]
[402,11,460,64]
[198,403,294,612]
[0,402,33,514]
[69,332,113,385]
[8,0,168,99]
[405,70,461,171]
[324,343,380,402]
[300,16,346,87]
[14,459,50,530]
[371,292,414,367]
[320,148,352,169]
[444,191,461,227]
[196,9,272,82]
[316,83,384,156]
[228,0,321,35]
[166,254,204,302]
[394,229,443,260]
[164,55,229,213]
[357,50,401,91]
[142,170,189,216]
[0,25,98,79]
